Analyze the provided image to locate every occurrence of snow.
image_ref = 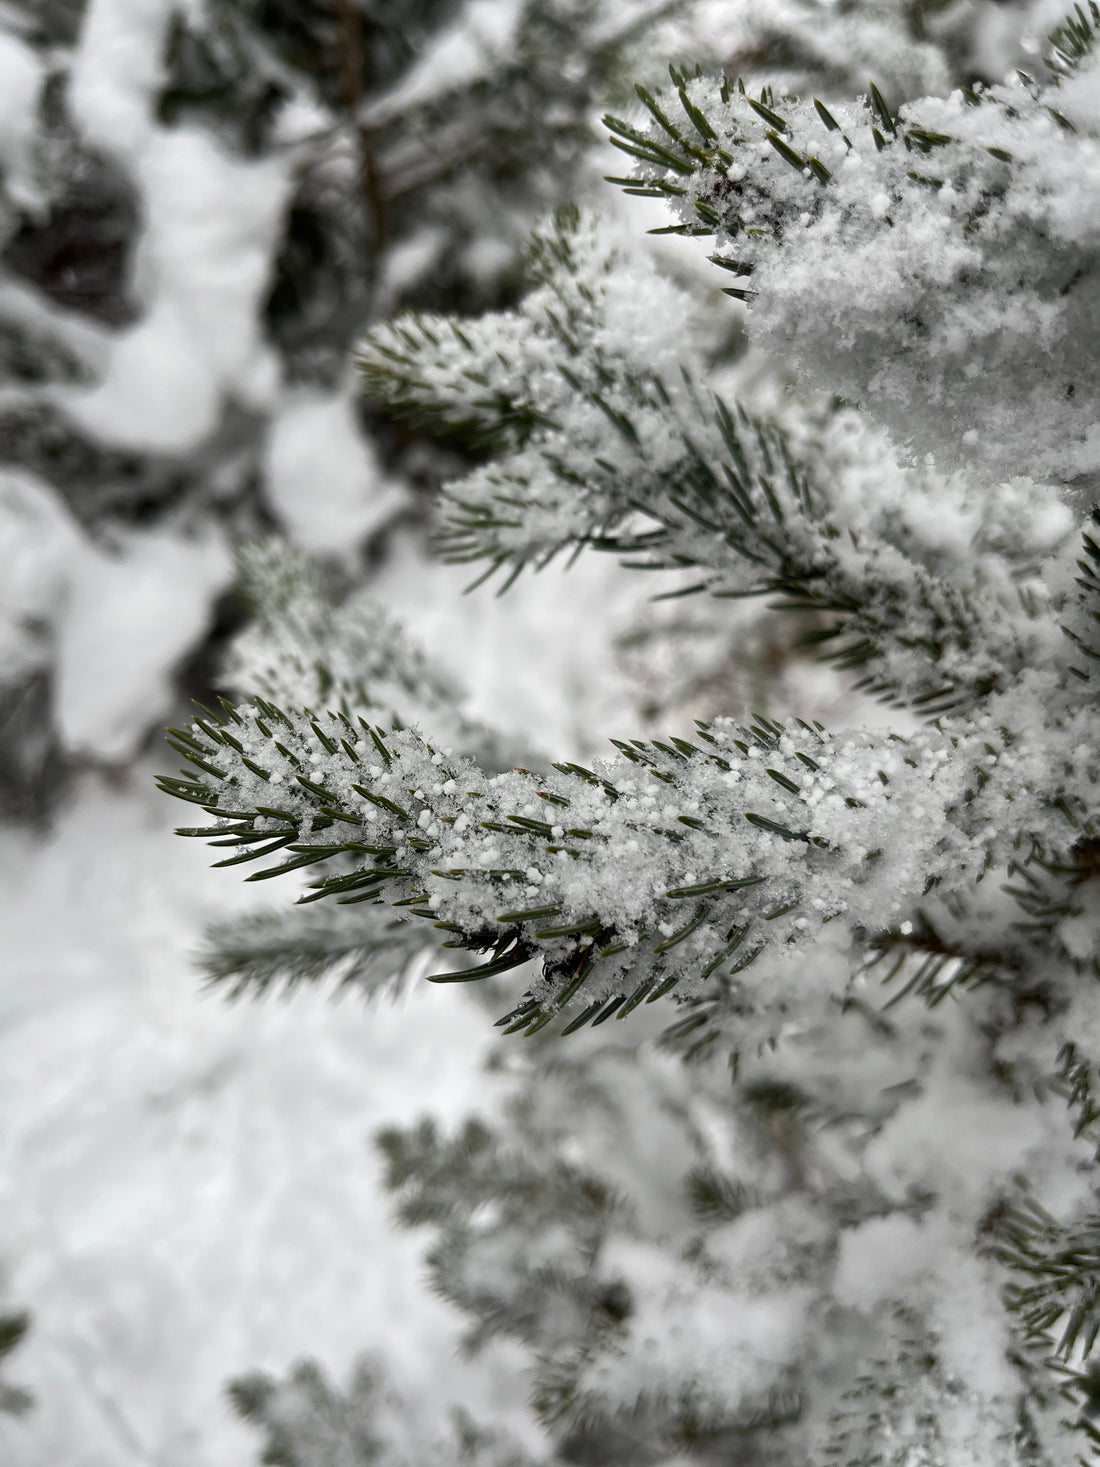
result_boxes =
[0,477,234,762]
[374,227,448,314]
[263,389,411,560]
[372,529,645,761]
[64,129,289,453]
[0,770,522,1466]
[0,472,83,685]
[0,30,44,210]
[364,0,522,120]
[0,391,651,1464]
[54,526,233,763]
[585,1235,812,1424]
[67,0,170,163]
[635,58,1100,483]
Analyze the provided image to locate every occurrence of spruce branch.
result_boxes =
[1051,1042,1100,1157]
[1003,840,1100,980]
[813,1302,1036,1467]
[229,1354,541,1467]
[377,1111,632,1358]
[159,694,1098,1034]
[605,38,1100,484]
[359,209,1071,713]
[227,540,510,768]
[197,903,448,1000]
[995,1194,1100,1362]
[1062,509,1100,684]
[230,539,461,717]
[859,906,1013,1008]
[1046,1,1100,78]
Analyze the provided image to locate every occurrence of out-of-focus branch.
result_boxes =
[332,0,388,247]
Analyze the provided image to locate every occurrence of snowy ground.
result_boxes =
[0,765,515,1465]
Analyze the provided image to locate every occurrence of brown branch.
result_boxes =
[332,0,388,248]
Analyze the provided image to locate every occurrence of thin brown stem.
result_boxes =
[332,0,388,247]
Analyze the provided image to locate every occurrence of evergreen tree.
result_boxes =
[160,3,1100,1463]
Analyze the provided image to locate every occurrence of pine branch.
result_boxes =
[227,540,509,768]
[995,1195,1100,1362]
[1051,1042,1100,1158]
[229,1355,541,1466]
[159,695,1097,1034]
[603,49,1100,485]
[359,209,1069,713]
[1062,510,1100,684]
[197,903,448,1000]
[1046,1,1100,78]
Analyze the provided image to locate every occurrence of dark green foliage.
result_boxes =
[995,1196,1100,1361]
[0,674,63,823]
[1046,0,1100,77]
[3,74,142,327]
[1063,508,1100,681]
[229,1355,541,1466]
[196,897,454,1003]
[197,903,446,999]
[0,1308,32,1417]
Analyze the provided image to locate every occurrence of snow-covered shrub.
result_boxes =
[162,5,1100,1464]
